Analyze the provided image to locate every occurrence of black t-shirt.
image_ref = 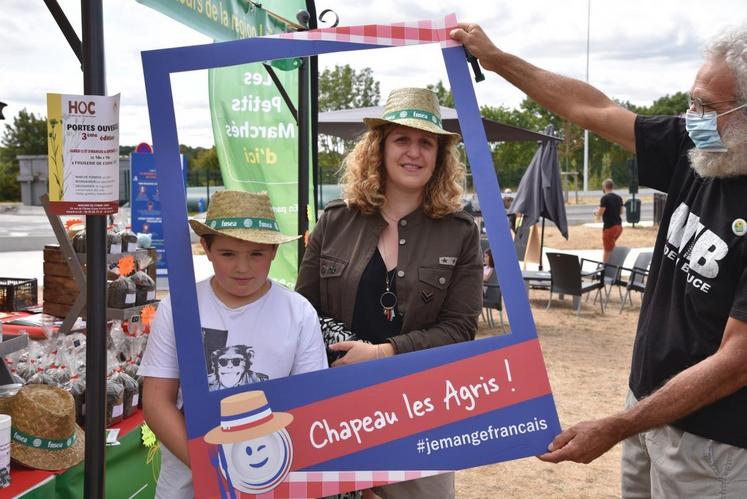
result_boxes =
[351,248,403,344]
[599,192,623,228]
[630,115,747,448]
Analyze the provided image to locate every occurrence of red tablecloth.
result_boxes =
[0,311,50,340]
[4,409,145,496]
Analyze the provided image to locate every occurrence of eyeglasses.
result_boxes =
[687,94,737,117]
[218,357,244,367]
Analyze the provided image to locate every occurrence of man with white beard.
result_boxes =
[452,24,747,497]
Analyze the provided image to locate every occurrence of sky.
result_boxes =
[2,1,746,147]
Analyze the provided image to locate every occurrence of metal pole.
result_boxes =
[306,1,320,213]
[310,55,319,213]
[43,0,83,65]
[298,58,310,264]
[81,1,107,498]
[206,168,211,209]
[539,217,546,271]
[583,0,591,192]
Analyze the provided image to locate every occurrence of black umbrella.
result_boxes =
[509,124,568,270]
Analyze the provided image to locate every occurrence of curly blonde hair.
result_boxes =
[339,124,465,218]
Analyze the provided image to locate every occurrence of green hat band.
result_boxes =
[12,427,77,450]
[382,109,442,128]
[206,217,280,232]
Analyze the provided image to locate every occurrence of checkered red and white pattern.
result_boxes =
[274,14,460,48]
[244,470,445,498]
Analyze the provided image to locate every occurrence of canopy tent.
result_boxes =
[318,105,562,143]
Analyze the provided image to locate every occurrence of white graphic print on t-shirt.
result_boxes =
[664,202,729,292]
[203,327,269,391]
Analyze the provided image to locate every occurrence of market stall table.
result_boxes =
[5,410,158,498]
[522,269,551,291]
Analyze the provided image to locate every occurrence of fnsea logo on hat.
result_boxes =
[363,87,460,139]
[7,384,85,471]
[189,191,300,245]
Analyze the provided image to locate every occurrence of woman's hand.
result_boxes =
[330,341,394,367]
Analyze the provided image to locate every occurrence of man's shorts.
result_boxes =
[603,224,623,251]
[621,390,747,498]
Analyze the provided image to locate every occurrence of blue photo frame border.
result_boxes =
[141,30,548,442]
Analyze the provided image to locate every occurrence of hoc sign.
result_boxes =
[46,93,120,215]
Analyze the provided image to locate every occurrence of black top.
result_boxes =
[351,248,403,344]
[630,115,747,448]
[599,192,623,228]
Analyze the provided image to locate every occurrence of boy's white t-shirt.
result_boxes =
[138,278,327,499]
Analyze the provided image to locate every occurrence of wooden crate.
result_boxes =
[43,245,80,316]
[42,245,158,318]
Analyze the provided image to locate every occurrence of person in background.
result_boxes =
[452,23,747,497]
[483,248,495,287]
[595,178,624,262]
[296,87,483,499]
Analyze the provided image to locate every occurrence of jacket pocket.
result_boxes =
[320,254,349,315]
[417,266,454,324]
[418,266,454,290]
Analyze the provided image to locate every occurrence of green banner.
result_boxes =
[210,61,302,287]
[138,0,312,288]
[136,0,291,41]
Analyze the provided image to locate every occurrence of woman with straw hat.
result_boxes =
[296,88,483,498]
[139,190,327,499]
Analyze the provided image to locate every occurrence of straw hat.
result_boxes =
[204,391,293,445]
[189,191,300,245]
[8,384,85,471]
[363,87,460,138]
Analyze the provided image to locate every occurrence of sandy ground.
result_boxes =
[542,223,658,251]
[455,224,658,498]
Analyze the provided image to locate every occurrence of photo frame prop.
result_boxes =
[142,14,560,498]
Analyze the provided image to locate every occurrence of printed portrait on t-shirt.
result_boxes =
[202,328,269,392]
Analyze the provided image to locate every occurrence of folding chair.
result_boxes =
[482,270,505,332]
[546,252,605,315]
[619,252,653,313]
[582,246,630,308]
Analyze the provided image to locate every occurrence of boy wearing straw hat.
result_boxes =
[139,190,327,499]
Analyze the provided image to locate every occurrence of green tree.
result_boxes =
[318,65,380,112]
[638,91,688,116]
[426,80,454,107]
[478,103,535,188]
[177,145,215,186]
[194,146,221,186]
[317,65,381,184]
[476,99,577,189]
[0,109,48,200]
[422,82,691,194]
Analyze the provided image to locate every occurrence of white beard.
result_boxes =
[689,116,747,178]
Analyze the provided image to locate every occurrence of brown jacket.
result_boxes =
[296,200,483,354]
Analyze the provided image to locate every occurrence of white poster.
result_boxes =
[47,93,121,215]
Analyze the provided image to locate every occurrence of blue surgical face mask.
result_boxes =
[685,103,747,152]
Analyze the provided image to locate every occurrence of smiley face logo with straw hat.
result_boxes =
[204,391,294,495]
